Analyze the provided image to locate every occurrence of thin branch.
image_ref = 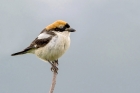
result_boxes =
[49,63,57,93]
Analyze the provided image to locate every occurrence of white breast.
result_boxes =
[35,32,70,61]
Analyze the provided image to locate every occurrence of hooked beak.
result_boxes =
[65,28,76,32]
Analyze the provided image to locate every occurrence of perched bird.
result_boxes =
[11,20,75,73]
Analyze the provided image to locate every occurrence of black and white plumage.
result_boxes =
[11,20,75,73]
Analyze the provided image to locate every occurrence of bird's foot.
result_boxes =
[51,65,58,73]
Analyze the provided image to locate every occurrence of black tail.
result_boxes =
[11,50,27,56]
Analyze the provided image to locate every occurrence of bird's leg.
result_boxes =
[48,61,58,73]
[52,60,58,66]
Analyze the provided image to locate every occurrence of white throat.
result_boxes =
[55,31,70,37]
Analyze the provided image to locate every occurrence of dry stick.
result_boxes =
[49,63,57,93]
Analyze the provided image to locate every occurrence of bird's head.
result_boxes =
[46,20,76,32]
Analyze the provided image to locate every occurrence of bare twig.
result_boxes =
[49,63,57,93]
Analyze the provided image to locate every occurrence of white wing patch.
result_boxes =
[38,32,51,39]
[34,44,37,48]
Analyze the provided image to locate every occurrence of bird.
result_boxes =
[11,20,76,73]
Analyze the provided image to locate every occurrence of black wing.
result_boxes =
[11,29,56,56]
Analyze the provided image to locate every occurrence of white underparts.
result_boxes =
[35,31,70,61]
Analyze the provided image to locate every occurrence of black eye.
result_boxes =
[65,23,70,28]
